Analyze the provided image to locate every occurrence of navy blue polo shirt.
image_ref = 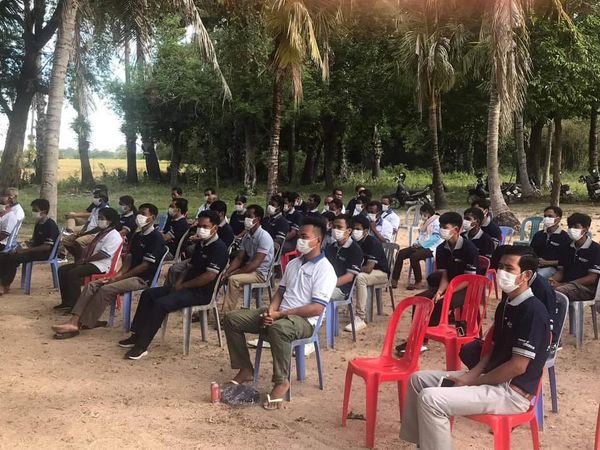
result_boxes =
[295,201,308,214]
[118,212,137,242]
[285,209,303,231]
[32,218,60,247]
[164,216,189,256]
[325,239,364,295]
[184,235,228,295]
[482,216,502,245]
[262,214,290,243]
[218,221,235,248]
[530,227,571,264]
[463,228,495,259]
[487,289,550,395]
[557,237,600,282]
[129,229,167,283]
[229,211,246,236]
[435,236,479,281]
[357,235,388,273]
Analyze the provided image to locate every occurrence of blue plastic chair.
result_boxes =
[325,275,360,349]
[158,214,167,232]
[1,219,24,254]
[499,226,515,245]
[514,216,544,245]
[253,311,325,401]
[21,230,63,295]
[109,248,170,330]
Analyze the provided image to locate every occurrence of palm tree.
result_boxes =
[514,110,535,196]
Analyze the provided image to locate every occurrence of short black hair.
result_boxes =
[544,205,563,217]
[269,195,284,208]
[439,211,463,228]
[98,207,120,225]
[247,204,264,219]
[300,214,327,240]
[210,200,227,216]
[119,195,135,209]
[500,245,539,272]
[471,197,490,210]
[332,187,343,195]
[367,200,382,212]
[138,203,158,217]
[464,207,484,223]
[198,210,220,226]
[567,213,591,228]
[322,211,336,222]
[420,203,435,216]
[284,192,299,203]
[31,198,49,214]
[205,187,216,195]
[333,214,352,228]
[355,184,365,192]
[353,214,370,229]
[381,195,392,202]
[361,189,372,201]
[330,198,343,209]
[309,193,321,206]
[172,186,183,195]
[93,189,109,202]
[173,198,188,215]
[235,194,247,204]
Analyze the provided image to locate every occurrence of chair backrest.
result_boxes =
[518,216,544,243]
[406,204,421,228]
[550,292,569,358]
[172,229,191,263]
[478,256,491,274]
[106,240,124,275]
[267,242,285,279]
[480,325,495,357]
[381,296,434,369]
[499,226,514,245]
[47,229,64,261]
[382,242,400,274]
[281,249,300,273]
[2,218,23,252]
[439,274,493,335]
[151,248,170,286]
[158,213,167,232]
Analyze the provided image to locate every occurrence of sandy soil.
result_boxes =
[1,207,600,450]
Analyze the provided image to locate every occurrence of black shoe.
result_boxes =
[395,340,429,356]
[125,346,148,360]
[53,303,70,310]
[118,335,137,348]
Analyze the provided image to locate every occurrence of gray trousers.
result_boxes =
[165,259,192,287]
[400,370,532,450]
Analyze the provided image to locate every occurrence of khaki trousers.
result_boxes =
[66,218,86,232]
[63,233,96,261]
[221,271,265,313]
[354,270,389,319]
[400,370,532,450]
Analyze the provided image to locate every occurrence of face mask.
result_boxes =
[352,230,364,241]
[119,205,128,214]
[267,205,277,216]
[92,198,102,206]
[244,217,255,230]
[234,204,244,212]
[326,223,332,231]
[296,238,314,255]
[168,207,175,216]
[439,228,453,241]
[382,204,389,212]
[97,220,109,229]
[0,205,5,212]
[294,200,302,207]
[32,211,42,221]
[543,217,557,229]
[497,269,521,294]
[462,220,472,232]
[368,213,377,222]
[283,205,291,213]
[568,228,584,241]
[355,205,363,213]
[136,214,149,228]
[332,229,346,241]
[196,227,212,240]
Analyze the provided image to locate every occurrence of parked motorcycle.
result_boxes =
[501,182,523,204]
[467,172,489,203]
[549,181,574,203]
[391,172,433,208]
[579,169,600,201]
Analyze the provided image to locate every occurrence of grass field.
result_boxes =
[52,158,170,180]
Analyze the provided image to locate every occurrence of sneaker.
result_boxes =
[344,317,367,332]
[125,346,148,360]
[395,341,428,355]
[247,338,270,348]
[118,335,137,348]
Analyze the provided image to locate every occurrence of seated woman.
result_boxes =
[117,195,137,245]
[55,208,122,312]
[391,203,442,290]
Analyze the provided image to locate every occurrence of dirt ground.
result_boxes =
[1,205,600,449]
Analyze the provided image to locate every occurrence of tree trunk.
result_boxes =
[169,130,182,186]
[76,86,94,186]
[372,124,382,179]
[33,92,47,184]
[514,111,535,196]
[322,116,336,189]
[542,121,553,187]
[528,119,543,186]
[464,127,474,173]
[243,121,257,195]
[287,116,296,183]
[550,115,563,206]
[124,41,138,184]
[301,141,316,185]
[589,103,598,173]
[429,96,447,209]
[486,85,519,227]
[266,70,284,202]
[337,130,348,180]
[40,0,78,219]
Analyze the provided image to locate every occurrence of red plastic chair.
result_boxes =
[479,255,500,301]
[280,249,300,273]
[595,403,600,450]
[83,241,124,285]
[341,296,434,449]
[426,274,492,371]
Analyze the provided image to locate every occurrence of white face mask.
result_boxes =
[267,205,277,216]
[368,213,378,222]
[119,205,128,214]
[92,198,102,206]
[168,207,175,217]
[568,228,584,241]
[296,238,314,255]
[234,204,244,212]
[294,200,302,207]
[136,214,149,228]
[0,205,6,212]
[32,211,43,221]
[97,219,109,229]
[439,228,453,241]
[355,205,363,213]
[244,217,255,230]
[543,217,557,229]
[462,220,472,232]
[497,269,521,294]
[332,229,346,242]
[196,227,212,240]
[352,229,365,241]
[382,204,389,212]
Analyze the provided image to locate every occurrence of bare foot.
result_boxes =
[269,381,290,401]
[51,323,79,333]
[231,368,254,384]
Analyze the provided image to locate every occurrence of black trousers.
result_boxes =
[392,246,433,283]
[58,263,102,307]
[459,339,483,369]
[130,285,212,350]
[417,272,467,327]
[0,250,51,287]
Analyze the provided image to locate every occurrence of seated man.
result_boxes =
[229,195,247,237]
[119,211,228,360]
[117,195,137,244]
[0,195,19,251]
[366,200,394,243]
[321,211,337,247]
[63,187,110,261]
[306,193,321,214]
[531,205,570,279]
[471,197,502,246]
[196,187,217,216]
[0,199,59,295]
[163,186,183,231]
[290,192,307,214]
[400,245,550,450]
[282,192,303,254]
[332,187,345,213]
[210,200,235,248]
[348,215,390,331]
[262,195,289,250]
[223,215,336,408]
[51,204,166,339]
[346,184,366,215]
[325,214,363,309]
[381,195,400,233]
[5,187,25,221]
[162,198,190,259]
[462,207,495,260]
[221,205,274,314]
[327,197,343,216]
[550,212,600,305]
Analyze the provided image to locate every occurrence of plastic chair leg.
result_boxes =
[576,301,584,348]
[50,262,59,288]
[243,285,251,309]
[253,337,264,385]
[365,377,380,449]
[341,367,354,427]
[314,340,324,390]
[200,310,208,342]
[535,386,544,431]
[267,285,273,305]
[375,289,383,316]
[123,292,132,332]
[20,264,26,289]
[326,302,335,349]
[530,416,541,450]
[295,344,306,381]
[348,304,356,342]
[23,263,32,295]
[492,421,512,450]
[161,314,169,340]
[366,288,374,323]
[591,305,599,339]
[213,306,223,348]
[397,380,408,420]
[108,298,117,327]
[183,307,192,355]
[445,340,461,371]
[388,286,396,311]
[548,365,558,413]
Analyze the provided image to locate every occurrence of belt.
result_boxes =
[510,383,533,401]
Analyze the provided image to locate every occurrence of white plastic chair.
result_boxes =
[1,218,23,253]
[568,280,599,348]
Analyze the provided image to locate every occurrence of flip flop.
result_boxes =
[53,330,80,340]
[81,321,107,330]
[263,394,284,410]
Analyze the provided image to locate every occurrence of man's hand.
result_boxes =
[65,212,75,219]
[189,235,201,243]
[539,258,548,268]
[548,278,559,287]
[432,291,444,303]
[369,220,377,230]
[261,309,283,327]
[173,280,185,291]
[448,371,479,387]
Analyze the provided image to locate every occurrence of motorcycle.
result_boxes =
[579,169,600,201]
[501,182,523,204]
[549,181,574,203]
[391,172,433,208]
[467,172,489,203]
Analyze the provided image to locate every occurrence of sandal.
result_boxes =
[263,394,284,410]
[53,330,80,340]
